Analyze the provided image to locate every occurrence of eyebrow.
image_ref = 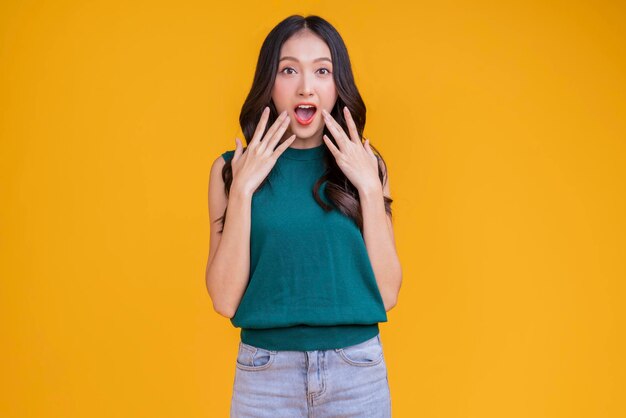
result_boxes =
[279,56,332,63]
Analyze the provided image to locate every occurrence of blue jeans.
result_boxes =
[230,333,392,417]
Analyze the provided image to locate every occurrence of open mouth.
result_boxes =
[293,104,317,125]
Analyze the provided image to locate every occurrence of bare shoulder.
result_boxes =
[210,153,227,179]
[207,153,229,267]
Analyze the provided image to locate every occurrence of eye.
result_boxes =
[279,67,332,75]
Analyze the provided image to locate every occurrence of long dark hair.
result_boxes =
[219,15,393,233]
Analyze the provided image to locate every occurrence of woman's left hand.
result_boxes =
[322,107,380,193]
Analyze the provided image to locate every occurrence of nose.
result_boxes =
[297,72,314,97]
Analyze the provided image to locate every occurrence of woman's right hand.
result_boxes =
[230,106,296,195]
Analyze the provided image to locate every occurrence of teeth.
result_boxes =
[297,105,316,109]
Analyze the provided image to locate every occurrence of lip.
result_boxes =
[293,102,318,126]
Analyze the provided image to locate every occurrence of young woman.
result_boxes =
[205,14,402,417]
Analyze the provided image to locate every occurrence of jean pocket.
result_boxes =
[336,334,384,367]
[235,341,277,371]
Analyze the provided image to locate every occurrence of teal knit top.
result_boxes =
[221,143,387,351]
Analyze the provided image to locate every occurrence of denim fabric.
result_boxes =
[230,333,392,417]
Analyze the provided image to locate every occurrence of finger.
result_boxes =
[322,109,350,150]
[265,113,291,150]
[343,106,361,144]
[274,134,297,156]
[233,137,242,161]
[249,106,271,147]
[365,138,375,157]
[365,138,378,166]
[323,134,340,158]
[259,110,289,150]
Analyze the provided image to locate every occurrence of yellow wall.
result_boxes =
[1,0,624,416]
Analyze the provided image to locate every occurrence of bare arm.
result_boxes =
[205,109,295,318]
[359,169,402,312]
[205,155,253,318]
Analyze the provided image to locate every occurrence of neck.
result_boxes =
[282,129,324,149]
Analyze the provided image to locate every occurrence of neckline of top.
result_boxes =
[281,143,326,161]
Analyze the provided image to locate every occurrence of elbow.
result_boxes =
[384,293,399,312]
[209,290,236,319]
[206,274,236,319]
[384,271,402,312]
[213,302,235,319]
[210,290,236,318]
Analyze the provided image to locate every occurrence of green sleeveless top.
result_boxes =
[221,143,387,351]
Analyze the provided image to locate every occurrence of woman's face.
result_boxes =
[271,29,338,146]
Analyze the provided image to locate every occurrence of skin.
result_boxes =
[323,106,403,311]
[205,29,402,316]
[271,28,337,149]
[270,28,401,309]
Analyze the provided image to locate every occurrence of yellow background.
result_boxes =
[1,0,625,416]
